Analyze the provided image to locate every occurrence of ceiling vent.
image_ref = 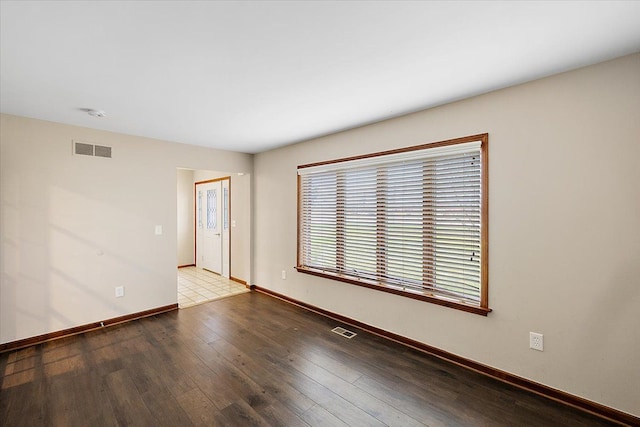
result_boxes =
[73,141,112,158]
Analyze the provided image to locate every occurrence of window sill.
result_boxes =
[295,266,492,316]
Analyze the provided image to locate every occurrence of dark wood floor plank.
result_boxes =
[254,401,312,427]
[0,291,621,427]
[105,368,158,426]
[269,336,427,427]
[256,347,388,427]
[140,386,195,427]
[217,399,273,427]
[319,327,462,401]
[174,310,223,344]
[272,326,365,384]
[187,339,277,412]
[300,404,352,427]
[82,339,125,377]
[202,351,272,411]
[264,316,468,423]
[133,336,199,398]
[353,372,471,427]
[208,338,316,416]
[47,370,117,427]
[175,387,225,427]
[259,310,467,409]
[188,369,239,411]
[0,347,49,426]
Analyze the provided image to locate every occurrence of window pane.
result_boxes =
[342,169,377,277]
[431,153,481,302]
[198,190,203,228]
[385,161,424,288]
[207,189,217,229]
[223,187,228,230]
[301,172,337,270]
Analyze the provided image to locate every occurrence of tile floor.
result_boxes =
[178,266,249,308]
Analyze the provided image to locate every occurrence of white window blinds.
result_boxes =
[298,136,488,312]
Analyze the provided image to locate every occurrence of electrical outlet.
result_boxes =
[281,270,286,280]
[115,286,125,298]
[529,332,544,351]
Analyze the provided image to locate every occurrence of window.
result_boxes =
[198,190,203,229]
[223,187,229,230]
[207,189,217,229]
[297,134,490,315]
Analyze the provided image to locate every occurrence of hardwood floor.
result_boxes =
[0,292,617,426]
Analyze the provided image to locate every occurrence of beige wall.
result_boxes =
[253,53,640,415]
[0,115,253,344]
[177,168,194,266]
[230,173,251,283]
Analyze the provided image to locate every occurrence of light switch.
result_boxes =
[232,220,237,228]
[155,225,163,235]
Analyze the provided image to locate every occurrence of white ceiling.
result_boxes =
[1,1,639,154]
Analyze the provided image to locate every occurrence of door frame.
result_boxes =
[194,176,231,277]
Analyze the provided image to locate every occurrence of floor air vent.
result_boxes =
[331,326,357,339]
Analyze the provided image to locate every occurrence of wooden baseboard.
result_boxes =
[0,303,178,353]
[253,286,638,426]
[177,264,195,268]
[230,276,248,287]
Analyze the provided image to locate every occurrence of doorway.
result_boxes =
[177,266,248,308]
[177,168,252,308]
[195,177,230,277]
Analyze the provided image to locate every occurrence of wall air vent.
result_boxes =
[74,142,94,156]
[73,141,112,158]
[94,145,112,158]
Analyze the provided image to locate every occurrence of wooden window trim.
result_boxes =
[295,266,491,315]
[297,133,490,316]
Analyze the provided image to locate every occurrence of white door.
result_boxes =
[221,179,230,278]
[196,181,222,274]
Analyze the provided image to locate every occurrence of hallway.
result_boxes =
[178,266,248,308]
